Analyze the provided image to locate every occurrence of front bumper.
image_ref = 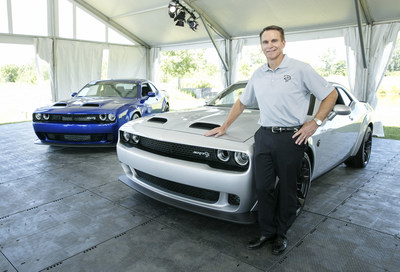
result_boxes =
[117,143,257,224]
[33,122,119,145]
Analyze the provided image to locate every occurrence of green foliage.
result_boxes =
[382,126,400,140]
[1,64,19,82]
[0,63,38,83]
[317,48,347,77]
[161,50,198,79]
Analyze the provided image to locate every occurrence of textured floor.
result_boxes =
[0,122,399,272]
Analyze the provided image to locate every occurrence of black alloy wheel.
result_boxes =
[296,152,311,216]
[344,126,372,168]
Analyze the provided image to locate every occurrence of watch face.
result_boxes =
[315,118,322,125]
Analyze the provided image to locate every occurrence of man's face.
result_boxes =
[260,30,286,62]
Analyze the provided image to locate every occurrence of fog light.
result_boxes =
[217,150,230,162]
[234,152,249,166]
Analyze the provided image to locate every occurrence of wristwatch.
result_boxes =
[313,118,322,126]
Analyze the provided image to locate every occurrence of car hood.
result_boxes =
[136,106,260,143]
[36,97,137,113]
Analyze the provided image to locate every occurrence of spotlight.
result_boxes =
[174,10,186,27]
[187,16,199,31]
[168,1,177,18]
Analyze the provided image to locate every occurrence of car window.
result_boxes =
[336,87,352,106]
[116,83,138,98]
[208,84,258,109]
[141,83,152,97]
[149,83,159,95]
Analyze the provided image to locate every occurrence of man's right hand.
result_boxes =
[204,126,226,138]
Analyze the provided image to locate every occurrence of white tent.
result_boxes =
[1,0,399,126]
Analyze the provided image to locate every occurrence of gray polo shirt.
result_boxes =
[240,55,334,127]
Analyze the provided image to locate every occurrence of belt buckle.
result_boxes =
[271,127,281,133]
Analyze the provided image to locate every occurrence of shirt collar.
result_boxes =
[261,55,289,72]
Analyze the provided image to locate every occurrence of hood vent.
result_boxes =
[53,102,67,107]
[147,117,167,124]
[189,122,220,130]
[83,103,100,107]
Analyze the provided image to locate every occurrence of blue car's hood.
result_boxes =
[36,97,139,113]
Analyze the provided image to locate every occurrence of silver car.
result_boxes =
[117,81,373,224]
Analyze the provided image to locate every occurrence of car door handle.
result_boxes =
[349,116,354,121]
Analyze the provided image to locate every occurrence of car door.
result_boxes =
[142,82,163,113]
[311,86,360,176]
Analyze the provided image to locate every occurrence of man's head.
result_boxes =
[259,25,285,41]
[259,25,286,65]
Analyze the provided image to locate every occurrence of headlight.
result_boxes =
[132,134,140,144]
[122,131,131,142]
[43,114,50,120]
[217,149,230,162]
[99,114,107,121]
[108,113,116,121]
[34,113,42,120]
[234,152,249,166]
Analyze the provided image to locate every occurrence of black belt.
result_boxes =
[261,126,301,133]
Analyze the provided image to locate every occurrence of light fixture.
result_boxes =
[167,0,199,31]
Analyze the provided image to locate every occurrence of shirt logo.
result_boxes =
[283,75,291,82]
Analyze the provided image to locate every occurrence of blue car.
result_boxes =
[32,79,169,146]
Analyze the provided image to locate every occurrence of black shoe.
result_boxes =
[272,236,287,255]
[248,235,275,250]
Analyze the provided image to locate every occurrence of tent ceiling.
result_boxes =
[77,0,399,47]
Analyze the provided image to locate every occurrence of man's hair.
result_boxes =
[259,25,285,41]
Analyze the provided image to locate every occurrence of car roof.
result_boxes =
[87,79,149,85]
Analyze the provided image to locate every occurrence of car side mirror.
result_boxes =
[327,104,351,121]
[333,104,351,115]
[71,92,77,97]
[147,92,156,97]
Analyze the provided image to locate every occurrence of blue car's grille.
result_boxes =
[33,114,115,123]
[46,133,113,142]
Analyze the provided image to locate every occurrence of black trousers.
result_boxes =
[253,127,305,239]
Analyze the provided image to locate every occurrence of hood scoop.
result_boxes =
[147,117,168,124]
[83,103,100,107]
[53,102,67,107]
[189,122,220,130]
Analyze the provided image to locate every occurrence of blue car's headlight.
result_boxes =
[108,113,116,122]
[34,113,42,120]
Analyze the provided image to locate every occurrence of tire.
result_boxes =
[132,113,140,120]
[344,126,372,168]
[296,152,312,216]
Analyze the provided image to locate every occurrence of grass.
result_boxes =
[381,126,400,140]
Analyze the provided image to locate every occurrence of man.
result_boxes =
[205,25,338,255]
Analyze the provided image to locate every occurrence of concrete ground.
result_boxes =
[0,122,399,272]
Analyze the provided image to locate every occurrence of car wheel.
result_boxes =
[132,113,140,120]
[344,126,372,168]
[296,152,311,216]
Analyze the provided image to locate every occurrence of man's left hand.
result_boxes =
[292,121,319,145]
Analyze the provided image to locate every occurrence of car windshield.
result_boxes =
[77,82,139,98]
[207,82,259,109]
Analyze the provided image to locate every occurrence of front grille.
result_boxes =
[46,133,106,142]
[135,169,219,203]
[33,114,115,123]
[121,133,249,172]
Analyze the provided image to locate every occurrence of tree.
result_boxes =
[161,50,198,89]
[387,37,400,73]
[1,64,19,82]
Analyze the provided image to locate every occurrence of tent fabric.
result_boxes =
[345,23,400,136]
[56,40,104,100]
[34,38,55,100]
[107,45,146,80]
[149,47,160,84]
[230,39,244,85]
